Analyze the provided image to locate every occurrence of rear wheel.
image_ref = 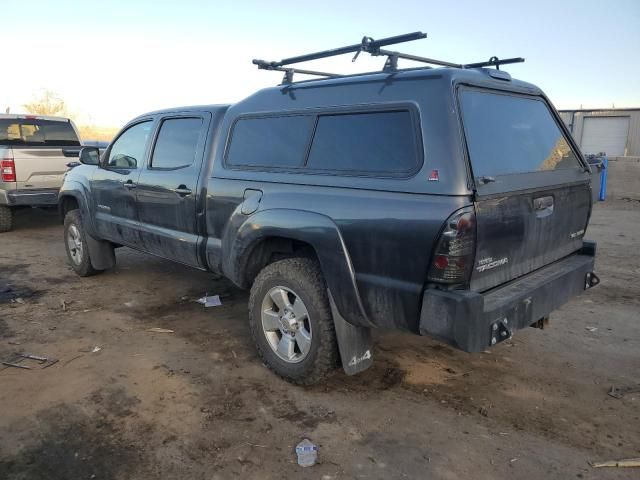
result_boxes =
[64,209,101,277]
[249,257,338,385]
[0,206,12,232]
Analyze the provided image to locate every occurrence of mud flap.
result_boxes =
[86,233,115,270]
[328,290,373,376]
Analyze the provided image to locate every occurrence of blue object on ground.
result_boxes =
[599,156,608,201]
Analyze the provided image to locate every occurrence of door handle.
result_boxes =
[124,181,136,189]
[173,186,192,196]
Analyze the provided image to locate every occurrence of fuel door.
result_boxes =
[241,189,263,215]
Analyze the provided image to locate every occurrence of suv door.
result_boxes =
[91,120,154,245]
[134,114,210,267]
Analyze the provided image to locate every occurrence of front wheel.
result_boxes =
[249,257,339,385]
[63,209,101,277]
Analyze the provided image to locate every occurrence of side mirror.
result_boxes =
[79,146,100,166]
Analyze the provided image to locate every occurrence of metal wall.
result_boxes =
[558,108,640,157]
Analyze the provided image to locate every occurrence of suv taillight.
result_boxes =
[1,157,16,182]
[427,207,476,285]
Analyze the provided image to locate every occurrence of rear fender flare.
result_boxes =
[223,208,373,328]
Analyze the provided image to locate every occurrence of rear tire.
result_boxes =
[0,206,12,232]
[64,209,101,277]
[249,257,339,385]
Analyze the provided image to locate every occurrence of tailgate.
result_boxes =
[459,87,592,292]
[472,183,590,291]
[12,146,79,189]
[0,116,81,190]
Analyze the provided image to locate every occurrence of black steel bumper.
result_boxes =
[419,243,598,352]
[5,189,59,206]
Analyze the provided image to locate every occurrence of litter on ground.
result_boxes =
[196,295,222,307]
[607,384,640,399]
[147,327,174,333]
[296,439,318,467]
[590,458,640,468]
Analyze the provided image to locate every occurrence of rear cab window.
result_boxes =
[225,108,421,177]
[0,118,80,146]
[459,89,583,181]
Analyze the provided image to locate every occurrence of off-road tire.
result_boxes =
[0,206,12,232]
[249,257,339,385]
[63,209,101,277]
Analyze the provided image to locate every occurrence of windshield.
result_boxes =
[460,90,581,178]
[0,118,80,146]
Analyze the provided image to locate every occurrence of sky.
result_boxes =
[3,0,639,127]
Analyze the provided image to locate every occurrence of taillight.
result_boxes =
[427,207,476,285]
[1,157,16,182]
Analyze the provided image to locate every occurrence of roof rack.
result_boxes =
[253,31,524,84]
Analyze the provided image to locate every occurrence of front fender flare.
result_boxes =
[58,182,97,236]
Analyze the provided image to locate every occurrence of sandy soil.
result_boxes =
[0,200,638,479]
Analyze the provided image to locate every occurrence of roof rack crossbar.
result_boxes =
[375,49,462,69]
[262,31,427,68]
[253,32,525,83]
[252,60,343,84]
[463,56,525,70]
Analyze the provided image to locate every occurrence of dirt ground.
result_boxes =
[0,200,638,479]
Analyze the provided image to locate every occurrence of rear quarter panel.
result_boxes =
[207,178,470,331]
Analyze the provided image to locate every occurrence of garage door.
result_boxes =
[580,116,630,156]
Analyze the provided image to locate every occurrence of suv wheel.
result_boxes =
[0,206,12,232]
[64,209,101,277]
[249,257,338,385]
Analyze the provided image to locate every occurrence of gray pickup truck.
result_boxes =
[58,33,599,384]
[0,114,83,232]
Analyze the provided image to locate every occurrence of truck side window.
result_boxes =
[306,111,419,175]
[226,115,314,168]
[151,117,203,169]
[107,121,152,169]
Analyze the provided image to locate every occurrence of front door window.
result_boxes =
[107,121,152,169]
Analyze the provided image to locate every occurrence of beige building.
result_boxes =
[559,108,640,158]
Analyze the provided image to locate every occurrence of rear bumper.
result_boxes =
[2,189,59,206]
[419,243,598,352]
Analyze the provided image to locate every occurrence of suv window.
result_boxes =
[307,111,419,174]
[0,118,80,146]
[460,90,581,178]
[151,118,202,169]
[107,121,152,168]
[226,115,315,168]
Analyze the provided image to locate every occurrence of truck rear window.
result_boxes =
[459,90,581,178]
[0,118,80,146]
